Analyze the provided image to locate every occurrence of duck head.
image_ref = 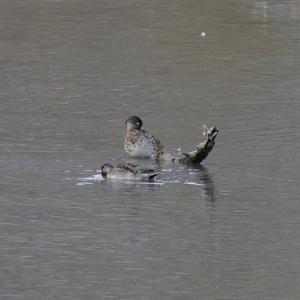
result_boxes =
[125,116,143,130]
[101,163,114,178]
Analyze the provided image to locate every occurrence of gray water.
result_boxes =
[1,0,300,299]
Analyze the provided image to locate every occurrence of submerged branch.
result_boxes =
[178,126,218,165]
[159,125,219,165]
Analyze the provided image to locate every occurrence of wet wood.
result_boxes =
[157,125,218,165]
[173,126,219,165]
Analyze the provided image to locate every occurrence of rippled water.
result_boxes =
[1,0,300,299]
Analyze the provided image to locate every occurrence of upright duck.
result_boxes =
[124,116,165,160]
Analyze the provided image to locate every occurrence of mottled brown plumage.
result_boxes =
[124,116,165,160]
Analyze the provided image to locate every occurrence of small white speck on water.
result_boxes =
[201,32,207,37]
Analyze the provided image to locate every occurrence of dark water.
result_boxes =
[1,0,300,299]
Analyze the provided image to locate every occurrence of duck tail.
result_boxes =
[146,172,159,180]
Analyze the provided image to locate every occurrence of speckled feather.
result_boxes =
[124,129,164,159]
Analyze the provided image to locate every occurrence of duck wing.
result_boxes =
[139,168,155,174]
[116,163,159,180]
[116,163,138,173]
[138,168,159,180]
[141,129,164,153]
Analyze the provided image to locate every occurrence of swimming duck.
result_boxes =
[124,116,165,160]
[101,163,159,180]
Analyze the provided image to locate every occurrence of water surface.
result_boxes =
[1,0,300,299]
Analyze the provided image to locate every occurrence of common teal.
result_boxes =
[124,116,165,160]
[101,163,159,180]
